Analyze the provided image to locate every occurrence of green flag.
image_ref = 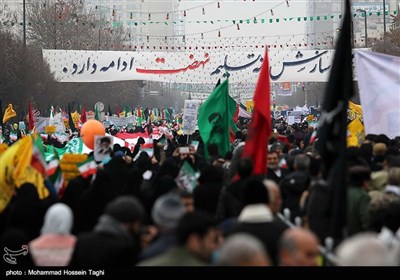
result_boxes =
[44,137,83,160]
[198,79,236,159]
[175,161,198,193]
[125,106,131,117]
[95,106,100,121]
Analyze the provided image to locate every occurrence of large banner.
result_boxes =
[106,115,136,127]
[355,50,400,139]
[43,49,350,83]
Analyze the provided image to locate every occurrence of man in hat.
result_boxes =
[69,196,144,266]
[138,193,185,261]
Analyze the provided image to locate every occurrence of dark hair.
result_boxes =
[100,137,111,144]
[137,137,145,145]
[207,143,219,157]
[235,131,243,139]
[176,211,216,245]
[243,178,269,206]
[105,196,144,224]
[113,143,122,153]
[375,134,390,146]
[387,155,400,168]
[270,142,283,153]
[348,165,371,186]
[198,164,224,184]
[237,158,253,179]
[365,134,377,142]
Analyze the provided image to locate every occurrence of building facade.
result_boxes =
[86,0,181,47]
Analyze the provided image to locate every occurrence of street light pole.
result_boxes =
[357,9,368,48]
[363,12,368,47]
[98,28,101,50]
[383,0,386,37]
[54,2,57,49]
[23,0,26,47]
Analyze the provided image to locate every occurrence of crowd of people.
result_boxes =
[1,111,400,268]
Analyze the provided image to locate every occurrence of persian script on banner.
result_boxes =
[43,49,344,84]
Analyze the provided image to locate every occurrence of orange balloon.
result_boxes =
[80,120,105,149]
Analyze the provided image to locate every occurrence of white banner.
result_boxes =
[355,51,400,139]
[191,92,213,101]
[43,49,347,83]
[35,117,49,132]
[35,115,64,133]
[106,115,136,127]
[53,113,66,133]
[182,100,199,135]
[287,110,303,117]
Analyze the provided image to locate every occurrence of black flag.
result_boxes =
[316,0,354,243]
[214,78,221,89]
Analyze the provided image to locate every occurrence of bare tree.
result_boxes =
[26,0,127,50]
[372,13,400,56]
[0,32,59,114]
[17,0,144,112]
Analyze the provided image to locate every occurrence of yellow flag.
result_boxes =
[3,104,17,124]
[0,136,49,213]
[0,137,32,212]
[306,114,314,121]
[348,101,363,121]
[71,111,81,127]
[347,118,365,147]
[15,166,49,200]
[0,143,8,155]
[245,100,254,112]
[347,101,365,147]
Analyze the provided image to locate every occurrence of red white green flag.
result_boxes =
[78,157,97,178]
[31,134,47,176]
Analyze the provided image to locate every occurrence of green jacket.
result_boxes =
[347,186,371,236]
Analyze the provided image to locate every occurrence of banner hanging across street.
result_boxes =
[42,49,362,84]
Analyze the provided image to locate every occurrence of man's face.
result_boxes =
[195,228,220,263]
[181,197,195,213]
[101,140,111,149]
[267,152,280,169]
[290,236,319,266]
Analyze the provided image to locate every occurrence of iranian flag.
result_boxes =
[47,150,64,195]
[51,169,65,196]
[31,135,47,175]
[46,158,59,177]
[78,157,97,178]
[133,137,154,161]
